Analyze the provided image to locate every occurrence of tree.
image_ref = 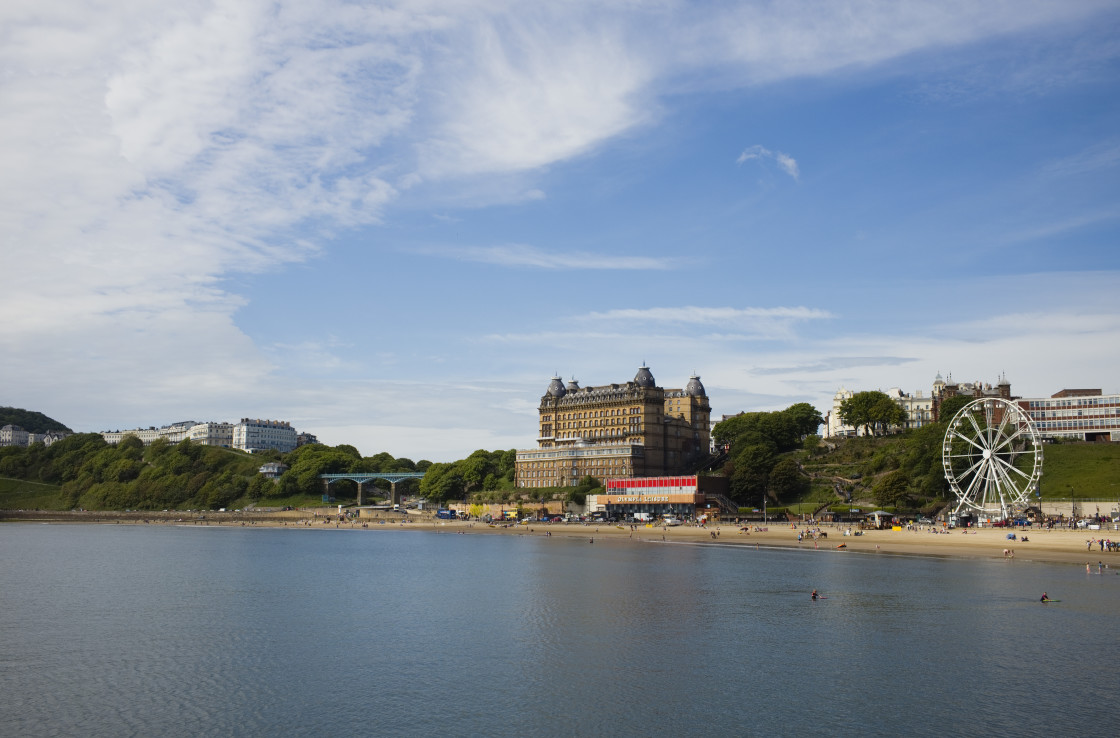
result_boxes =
[802,434,821,456]
[937,394,974,424]
[728,443,775,504]
[874,469,911,507]
[785,402,825,438]
[839,391,907,436]
[768,457,807,499]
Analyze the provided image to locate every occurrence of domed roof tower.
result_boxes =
[634,364,656,388]
[546,376,566,398]
[685,375,706,397]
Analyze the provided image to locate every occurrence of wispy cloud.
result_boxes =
[751,356,918,376]
[1041,140,1120,178]
[572,306,833,341]
[412,244,678,270]
[737,144,800,180]
[580,306,831,325]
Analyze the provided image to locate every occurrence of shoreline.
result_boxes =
[4,510,1118,568]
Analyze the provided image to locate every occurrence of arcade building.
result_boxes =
[592,475,731,520]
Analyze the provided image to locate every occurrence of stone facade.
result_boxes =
[516,366,711,487]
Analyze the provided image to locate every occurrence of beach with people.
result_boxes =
[5,509,1117,568]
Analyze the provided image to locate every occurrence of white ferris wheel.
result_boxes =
[942,397,1043,521]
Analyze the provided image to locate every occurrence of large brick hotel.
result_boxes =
[514,365,712,488]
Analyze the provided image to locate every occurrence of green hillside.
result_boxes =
[1037,442,1120,502]
[791,435,1120,514]
[0,477,64,510]
[0,406,72,434]
[0,431,432,512]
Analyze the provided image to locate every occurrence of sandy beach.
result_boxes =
[5,509,1118,568]
[417,518,1120,567]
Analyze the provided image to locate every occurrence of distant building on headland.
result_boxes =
[233,418,297,454]
[100,417,312,453]
[515,365,712,488]
[1,425,69,447]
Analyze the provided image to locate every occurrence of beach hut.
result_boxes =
[867,510,894,529]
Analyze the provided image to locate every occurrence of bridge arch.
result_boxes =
[319,472,425,506]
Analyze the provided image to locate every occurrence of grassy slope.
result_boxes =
[1039,443,1120,501]
[788,437,1120,512]
[0,477,65,510]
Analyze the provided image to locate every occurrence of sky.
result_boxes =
[2,1,1119,462]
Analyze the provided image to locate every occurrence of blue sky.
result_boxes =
[2,1,1119,461]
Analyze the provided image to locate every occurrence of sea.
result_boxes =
[1,523,1116,737]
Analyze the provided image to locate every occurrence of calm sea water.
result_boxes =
[1,524,1116,737]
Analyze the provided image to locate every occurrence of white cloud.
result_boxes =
[580,305,831,326]
[2,1,1117,461]
[737,145,800,181]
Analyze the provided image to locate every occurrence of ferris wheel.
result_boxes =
[942,397,1043,521]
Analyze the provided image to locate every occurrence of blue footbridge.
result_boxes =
[318,472,426,506]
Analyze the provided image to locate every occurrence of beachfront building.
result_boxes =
[515,366,712,488]
[1018,389,1120,442]
[233,418,298,453]
[590,475,733,520]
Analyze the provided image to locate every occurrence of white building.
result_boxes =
[884,388,935,430]
[102,427,163,445]
[826,375,971,437]
[0,424,29,447]
[102,420,233,447]
[189,422,234,448]
[259,462,288,479]
[233,418,297,453]
[825,387,856,438]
